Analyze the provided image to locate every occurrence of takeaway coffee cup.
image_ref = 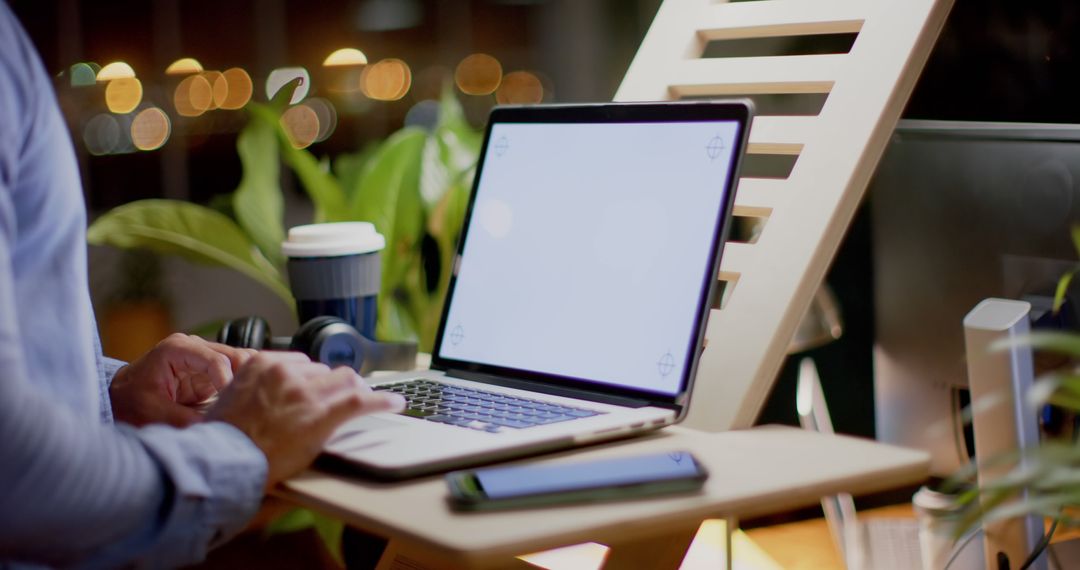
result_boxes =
[282,222,385,339]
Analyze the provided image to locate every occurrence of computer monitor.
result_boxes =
[871,120,1080,475]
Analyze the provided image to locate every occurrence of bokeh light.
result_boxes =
[361,58,411,101]
[219,68,253,110]
[166,57,203,75]
[324,48,368,67]
[97,61,136,81]
[455,53,502,96]
[83,114,122,155]
[266,67,311,104]
[104,77,143,114]
[280,105,320,149]
[496,71,543,104]
[201,71,226,109]
[69,63,97,87]
[130,107,171,151]
[174,74,214,117]
[303,98,338,142]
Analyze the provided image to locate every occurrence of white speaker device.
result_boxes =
[964,298,1046,570]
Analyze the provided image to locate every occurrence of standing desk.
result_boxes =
[277,425,929,569]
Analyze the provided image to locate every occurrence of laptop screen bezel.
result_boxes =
[429,101,751,411]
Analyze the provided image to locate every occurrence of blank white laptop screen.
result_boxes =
[437,119,741,396]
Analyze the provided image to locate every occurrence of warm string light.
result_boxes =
[96,61,135,81]
[104,77,143,114]
[280,105,320,148]
[68,49,550,156]
[165,57,203,75]
[324,48,368,67]
[455,53,502,95]
[69,63,97,87]
[496,71,544,104]
[174,73,214,117]
[361,58,412,101]
[219,68,253,109]
[130,107,171,151]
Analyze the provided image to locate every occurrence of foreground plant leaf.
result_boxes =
[87,199,291,302]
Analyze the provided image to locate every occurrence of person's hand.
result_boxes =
[109,333,257,427]
[206,352,406,489]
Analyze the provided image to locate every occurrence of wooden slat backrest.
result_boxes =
[616,0,954,431]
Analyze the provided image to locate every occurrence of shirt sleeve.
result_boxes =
[0,216,268,567]
[91,325,126,423]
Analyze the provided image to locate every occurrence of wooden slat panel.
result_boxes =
[748,115,817,155]
[733,177,787,217]
[699,0,867,42]
[718,241,753,276]
[617,0,954,433]
[668,54,845,98]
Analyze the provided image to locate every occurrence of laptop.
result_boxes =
[323,100,753,479]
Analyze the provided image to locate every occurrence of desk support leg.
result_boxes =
[601,523,700,570]
[726,515,737,570]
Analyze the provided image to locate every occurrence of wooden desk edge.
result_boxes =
[275,434,930,568]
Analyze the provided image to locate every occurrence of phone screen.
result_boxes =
[472,451,703,500]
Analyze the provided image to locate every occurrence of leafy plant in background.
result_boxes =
[950,226,1080,546]
[88,79,482,351]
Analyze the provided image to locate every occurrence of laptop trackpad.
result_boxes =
[329,415,408,442]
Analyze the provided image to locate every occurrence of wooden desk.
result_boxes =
[278,426,929,569]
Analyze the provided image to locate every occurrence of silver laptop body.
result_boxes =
[323,101,752,479]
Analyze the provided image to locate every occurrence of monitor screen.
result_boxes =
[435,116,742,397]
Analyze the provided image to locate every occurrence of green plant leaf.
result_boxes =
[993,331,1080,359]
[267,76,303,112]
[420,179,472,350]
[248,102,348,223]
[233,112,285,268]
[311,512,345,566]
[335,142,380,207]
[438,84,482,154]
[379,295,420,343]
[87,199,291,303]
[349,127,427,227]
[349,128,427,342]
[420,88,480,212]
[1070,225,1080,259]
[1054,268,1079,314]
[263,508,316,536]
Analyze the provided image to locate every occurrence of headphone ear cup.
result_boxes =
[290,316,343,355]
[291,316,367,371]
[218,317,271,349]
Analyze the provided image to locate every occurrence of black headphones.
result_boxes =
[218,315,418,376]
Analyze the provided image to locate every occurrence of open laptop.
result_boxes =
[323,101,752,479]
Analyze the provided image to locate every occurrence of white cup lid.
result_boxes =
[281,222,386,258]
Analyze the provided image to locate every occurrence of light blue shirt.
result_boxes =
[0,4,268,568]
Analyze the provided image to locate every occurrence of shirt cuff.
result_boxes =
[102,356,127,386]
[131,421,268,568]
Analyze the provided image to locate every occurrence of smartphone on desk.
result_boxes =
[445,451,708,511]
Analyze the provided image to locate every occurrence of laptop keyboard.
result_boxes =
[374,379,604,433]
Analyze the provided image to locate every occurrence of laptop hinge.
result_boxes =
[444,369,655,409]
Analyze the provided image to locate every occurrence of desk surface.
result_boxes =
[278,425,929,569]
